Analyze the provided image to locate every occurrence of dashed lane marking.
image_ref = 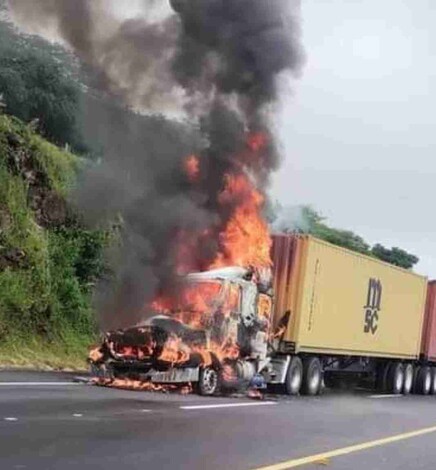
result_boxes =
[253,424,436,470]
[369,394,403,399]
[180,401,276,410]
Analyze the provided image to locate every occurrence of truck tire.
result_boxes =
[302,357,322,396]
[197,367,220,396]
[402,364,414,395]
[285,356,303,396]
[415,366,432,395]
[430,367,436,395]
[386,362,404,395]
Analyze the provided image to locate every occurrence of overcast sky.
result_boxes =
[273,0,436,277]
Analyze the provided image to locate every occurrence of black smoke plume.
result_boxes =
[7,0,304,330]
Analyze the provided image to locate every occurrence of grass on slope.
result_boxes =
[0,114,105,370]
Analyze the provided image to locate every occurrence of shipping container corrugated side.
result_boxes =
[271,235,428,360]
[421,281,436,362]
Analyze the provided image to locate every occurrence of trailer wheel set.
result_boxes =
[279,356,436,397]
[268,235,436,400]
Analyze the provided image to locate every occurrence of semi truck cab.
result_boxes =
[90,267,277,395]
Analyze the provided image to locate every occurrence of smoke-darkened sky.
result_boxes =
[273,0,436,277]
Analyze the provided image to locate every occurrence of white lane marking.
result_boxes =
[141,409,152,413]
[180,401,276,410]
[370,394,403,399]
[4,417,18,422]
[0,382,82,386]
[73,414,83,417]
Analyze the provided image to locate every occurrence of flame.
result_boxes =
[258,294,272,319]
[152,281,223,329]
[114,344,154,359]
[184,154,200,182]
[89,346,104,363]
[158,334,190,364]
[221,364,238,383]
[247,388,264,400]
[211,173,272,269]
[247,132,267,152]
[95,377,193,394]
[99,132,274,394]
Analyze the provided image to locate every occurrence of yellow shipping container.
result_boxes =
[272,235,428,360]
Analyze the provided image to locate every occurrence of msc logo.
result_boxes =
[363,278,382,334]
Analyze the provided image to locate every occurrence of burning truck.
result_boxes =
[90,265,275,395]
[90,233,431,398]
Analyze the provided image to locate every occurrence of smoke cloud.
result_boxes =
[7,0,304,330]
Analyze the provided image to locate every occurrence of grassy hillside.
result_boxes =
[0,114,105,369]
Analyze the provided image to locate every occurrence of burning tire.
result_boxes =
[197,367,220,396]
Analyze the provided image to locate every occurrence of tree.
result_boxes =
[297,206,370,255]
[371,244,419,270]
[269,204,419,270]
[0,21,86,152]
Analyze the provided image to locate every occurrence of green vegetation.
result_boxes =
[0,114,106,369]
[0,20,86,152]
[371,244,419,270]
[271,205,420,270]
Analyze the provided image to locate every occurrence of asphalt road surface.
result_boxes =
[1,371,436,469]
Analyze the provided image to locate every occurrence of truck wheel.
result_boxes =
[302,357,322,396]
[415,366,432,395]
[197,367,220,396]
[402,364,414,395]
[387,362,404,395]
[430,367,436,395]
[285,357,303,396]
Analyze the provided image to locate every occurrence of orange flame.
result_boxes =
[158,334,190,364]
[247,132,267,152]
[184,154,200,182]
[100,132,274,394]
[152,281,223,329]
[89,346,104,363]
[95,377,193,394]
[211,173,272,269]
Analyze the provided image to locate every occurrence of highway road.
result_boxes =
[1,371,436,469]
